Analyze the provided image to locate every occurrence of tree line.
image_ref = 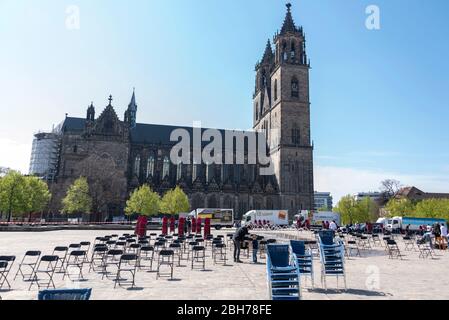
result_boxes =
[0,170,51,222]
[62,177,190,218]
[0,169,190,222]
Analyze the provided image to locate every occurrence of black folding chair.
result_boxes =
[114,254,138,289]
[102,249,123,280]
[346,240,361,258]
[0,256,16,290]
[157,250,174,280]
[14,251,41,281]
[169,243,182,266]
[89,245,108,272]
[386,240,403,259]
[403,237,416,251]
[127,243,141,255]
[212,243,227,265]
[63,250,87,281]
[52,247,69,273]
[28,255,59,290]
[80,242,91,260]
[191,246,206,270]
[139,246,155,271]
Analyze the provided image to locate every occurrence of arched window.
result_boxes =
[291,77,299,98]
[146,156,154,178]
[274,79,278,101]
[291,41,296,59]
[162,156,170,178]
[134,155,141,177]
[282,42,288,61]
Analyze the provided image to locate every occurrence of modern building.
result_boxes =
[29,131,61,181]
[355,192,383,202]
[314,192,333,211]
[31,4,315,220]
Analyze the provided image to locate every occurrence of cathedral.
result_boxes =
[44,4,314,220]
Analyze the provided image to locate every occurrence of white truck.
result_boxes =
[312,212,341,226]
[385,216,447,232]
[242,210,289,227]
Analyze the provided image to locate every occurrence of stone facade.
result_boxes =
[47,4,314,220]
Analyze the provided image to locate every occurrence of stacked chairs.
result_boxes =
[266,244,301,300]
[63,250,88,281]
[385,239,403,260]
[52,247,69,273]
[114,254,138,289]
[38,288,92,300]
[28,255,59,290]
[191,246,206,270]
[139,246,155,271]
[157,250,175,280]
[0,256,16,290]
[318,233,346,291]
[14,250,41,281]
[89,245,108,272]
[290,240,314,288]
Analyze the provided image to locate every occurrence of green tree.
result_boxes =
[125,185,160,216]
[160,186,190,215]
[355,197,379,222]
[0,171,28,222]
[415,199,449,220]
[24,176,51,221]
[334,195,358,225]
[385,198,415,217]
[62,177,92,216]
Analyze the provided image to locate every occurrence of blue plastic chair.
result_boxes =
[38,288,92,300]
[266,244,300,300]
[290,240,314,288]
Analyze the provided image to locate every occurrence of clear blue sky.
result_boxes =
[1,0,448,201]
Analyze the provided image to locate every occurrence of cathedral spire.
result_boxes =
[126,88,137,129]
[261,39,274,63]
[280,3,299,35]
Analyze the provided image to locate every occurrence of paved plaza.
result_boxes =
[1,229,448,300]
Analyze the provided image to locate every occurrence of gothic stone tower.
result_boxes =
[253,3,314,215]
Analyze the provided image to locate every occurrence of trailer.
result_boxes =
[242,210,289,227]
[386,216,447,232]
[189,208,234,230]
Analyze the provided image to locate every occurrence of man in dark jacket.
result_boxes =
[233,226,249,263]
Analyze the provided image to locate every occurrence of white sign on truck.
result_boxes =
[312,212,341,226]
[242,210,289,226]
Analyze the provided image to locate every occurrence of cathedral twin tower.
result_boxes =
[44,3,314,219]
[253,3,314,213]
